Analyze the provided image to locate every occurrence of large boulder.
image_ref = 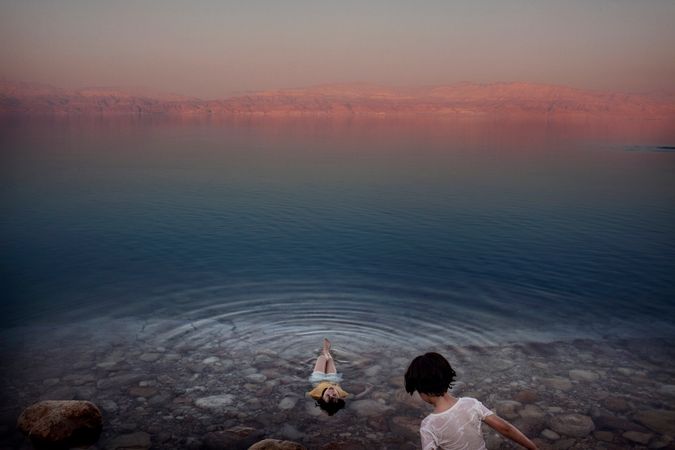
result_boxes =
[17,400,102,449]
[248,439,306,450]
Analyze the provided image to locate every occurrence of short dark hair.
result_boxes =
[316,397,346,416]
[405,352,457,396]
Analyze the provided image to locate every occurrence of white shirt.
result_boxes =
[420,397,494,450]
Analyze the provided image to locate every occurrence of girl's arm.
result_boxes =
[483,414,538,450]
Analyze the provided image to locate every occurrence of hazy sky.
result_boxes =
[1,0,674,98]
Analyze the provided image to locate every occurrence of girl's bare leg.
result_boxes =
[313,355,328,373]
[323,338,337,374]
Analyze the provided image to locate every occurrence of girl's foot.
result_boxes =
[323,338,332,358]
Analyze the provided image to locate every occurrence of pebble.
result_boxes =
[549,414,595,437]
[105,432,151,450]
[278,397,297,410]
[623,430,653,445]
[495,400,521,419]
[568,369,599,382]
[540,377,573,391]
[634,409,675,435]
[350,399,392,417]
[541,429,560,440]
[194,394,234,410]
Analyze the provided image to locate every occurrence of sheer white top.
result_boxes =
[420,397,494,450]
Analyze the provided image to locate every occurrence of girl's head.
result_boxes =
[404,352,457,397]
[316,386,346,415]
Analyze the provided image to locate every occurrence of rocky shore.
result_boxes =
[1,318,674,449]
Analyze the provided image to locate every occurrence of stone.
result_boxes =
[246,373,267,383]
[634,409,675,435]
[568,369,599,382]
[541,377,572,391]
[226,426,257,437]
[593,431,614,442]
[350,399,392,417]
[390,416,420,435]
[623,431,653,445]
[658,384,675,396]
[495,401,521,420]
[602,396,629,413]
[248,438,306,450]
[202,356,220,364]
[594,415,648,432]
[541,429,560,440]
[139,353,160,362]
[17,400,102,449]
[278,397,297,410]
[105,431,151,449]
[520,404,545,421]
[552,438,575,449]
[96,373,145,390]
[195,394,234,410]
[514,389,538,404]
[128,386,158,398]
[549,414,594,437]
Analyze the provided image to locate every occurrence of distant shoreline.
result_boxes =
[3,80,675,118]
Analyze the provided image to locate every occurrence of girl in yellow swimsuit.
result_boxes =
[307,338,371,415]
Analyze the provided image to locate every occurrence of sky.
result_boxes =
[1,0,674,99]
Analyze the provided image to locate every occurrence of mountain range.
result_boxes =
[2,80,674,118]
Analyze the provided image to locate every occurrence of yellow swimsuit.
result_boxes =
[307,381,349,400]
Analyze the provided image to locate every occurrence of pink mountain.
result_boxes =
[1,80,674,118]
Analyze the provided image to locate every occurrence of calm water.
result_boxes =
[1,116,675,351]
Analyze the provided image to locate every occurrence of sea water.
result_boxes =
[1,116,674,448]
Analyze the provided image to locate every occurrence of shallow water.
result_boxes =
[1,115,675,448]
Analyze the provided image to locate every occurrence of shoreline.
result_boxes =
[1,318,674,449]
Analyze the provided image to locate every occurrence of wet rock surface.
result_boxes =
[1,318,674,449]
[16,400,102,449]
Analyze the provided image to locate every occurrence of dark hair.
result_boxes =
[404,352,457,396]
[316,397,346,416]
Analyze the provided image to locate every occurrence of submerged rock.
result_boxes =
[248,439,306,450]
[17,400,102,449]
[634,409,675,435]
[105,431,151,449]
[195,394,235,410]
[549,414,594,437]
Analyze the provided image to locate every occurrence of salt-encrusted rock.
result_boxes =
[634,409,675,435]
[105,431,151,449]
[17,400,102,448]
[622,431,653,445]
[195,394,234,410]
[568,369,599,382]
[248,438,306,450]
[350,399,392,417]
[549,414,595,437]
